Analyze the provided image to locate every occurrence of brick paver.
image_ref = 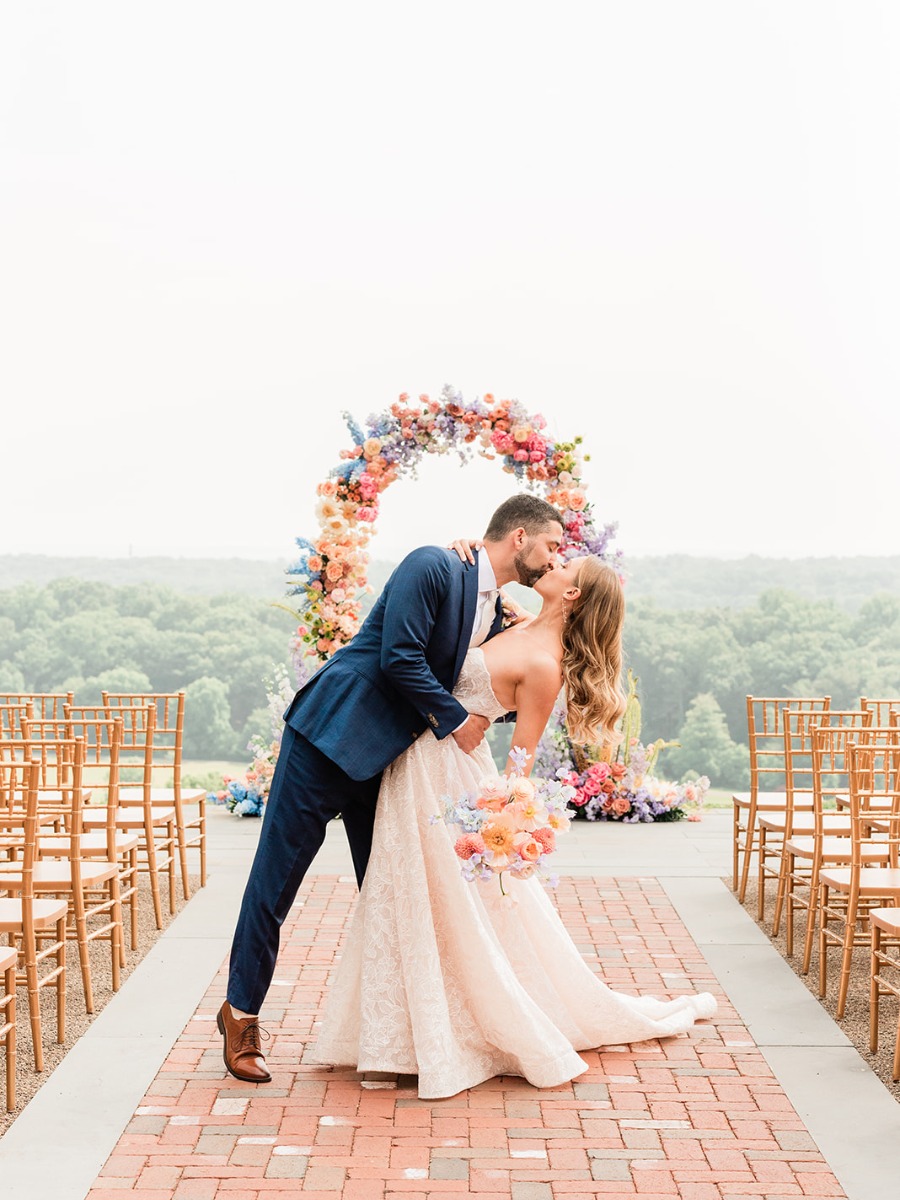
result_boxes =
[84,877,846,1200]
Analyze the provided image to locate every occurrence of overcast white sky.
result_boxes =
[2,2,899,565]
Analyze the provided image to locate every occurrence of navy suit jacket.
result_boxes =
[284,546,503,781]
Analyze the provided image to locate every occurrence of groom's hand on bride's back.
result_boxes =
[452,713,490,753]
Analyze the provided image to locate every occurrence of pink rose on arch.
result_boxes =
[567,488,588,511]
[514,449,529,462]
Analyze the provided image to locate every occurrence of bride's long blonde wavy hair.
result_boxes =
[561,557,627,746]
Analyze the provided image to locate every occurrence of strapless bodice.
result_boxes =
[451,648,508,723]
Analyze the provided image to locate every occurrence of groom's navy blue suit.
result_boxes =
[228,546,503,1014]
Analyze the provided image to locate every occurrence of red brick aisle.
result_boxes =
[85,877,845,1200]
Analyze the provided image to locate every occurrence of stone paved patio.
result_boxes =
[2,810,899,1199]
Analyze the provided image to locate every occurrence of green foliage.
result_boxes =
[184,677,242,759]
[0,579,295,758]
[661,694,751,788]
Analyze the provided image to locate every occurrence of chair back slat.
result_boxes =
[861,697,900,728]
[0,693,74,721]
[0,701,33,738]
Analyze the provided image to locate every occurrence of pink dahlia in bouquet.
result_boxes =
[442,746,575,892]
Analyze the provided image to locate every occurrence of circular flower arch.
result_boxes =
[284,384,621,670]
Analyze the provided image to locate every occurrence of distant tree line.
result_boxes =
[0,575,897,788]
[0,580,294,759]
[627,590,900,786]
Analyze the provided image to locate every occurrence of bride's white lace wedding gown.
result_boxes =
[311,648,716,1099]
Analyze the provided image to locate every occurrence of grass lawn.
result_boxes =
[181,759,250,788]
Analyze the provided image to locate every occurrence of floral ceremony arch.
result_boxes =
[210,386,707,821]
[283,384,620,670]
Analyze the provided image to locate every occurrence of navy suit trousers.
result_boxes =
[227,725,382,1014]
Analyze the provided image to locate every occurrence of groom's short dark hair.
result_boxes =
[484,494,564,541]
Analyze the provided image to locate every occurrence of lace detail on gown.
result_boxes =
[311,649,716,1099]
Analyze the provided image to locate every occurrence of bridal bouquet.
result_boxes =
[442,747,576,892]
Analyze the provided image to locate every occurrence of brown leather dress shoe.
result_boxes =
[217,1001,272,1083]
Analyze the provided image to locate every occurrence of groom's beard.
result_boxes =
[514,551,550,589]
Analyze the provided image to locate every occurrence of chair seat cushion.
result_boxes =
[0,860,119,887]
[83,807,176,829]
[785,837,889,862]
[0,897,68,931]
[819,867,900,894]
[759,813,851,834]
[870,907,900,934]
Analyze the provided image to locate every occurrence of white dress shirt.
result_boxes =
[469,552,499,647]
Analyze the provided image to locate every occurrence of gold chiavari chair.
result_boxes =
[819,733,900,1019]
[773,713,872,968]
[2,731,123,1015]
[39,712,138,955]
[732,695,831,902]
[760,709,856,932]
[0,753,67,1071]
[103,691,207,896]
[0,941,15,1109]
[81,704,177,928]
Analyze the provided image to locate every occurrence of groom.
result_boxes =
[219,493,565,1082]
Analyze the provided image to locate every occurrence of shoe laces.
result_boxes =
[237,1020,270,1055]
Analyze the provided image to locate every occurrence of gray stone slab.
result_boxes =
[761,1045,900,1200]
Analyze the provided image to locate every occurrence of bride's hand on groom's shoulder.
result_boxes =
[447,537,482,564]
[452,713,490,754]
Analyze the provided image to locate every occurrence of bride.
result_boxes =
[311,552,716,1099]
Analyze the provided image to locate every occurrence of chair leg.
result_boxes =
[802,863,821,975]
[110,876,123,993]
[739,804,757,903]
[894,1002,900,1082]
[72,896,93,1014]
[145,830,163,930]
[56,916,66,1044]
[870,922,881,1054]
[127,847,139,950]
[819,884,830,999]
[836,896,858,1020]
[732,804,741,891]
[175,810,191,902]
[757,826,767,921]
[785,868,796,958]
[198,808,207,888]
[168,818,177,915]
[4,960,14,1112]
[24,938,43,1072]
[772,848,790,936]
